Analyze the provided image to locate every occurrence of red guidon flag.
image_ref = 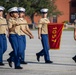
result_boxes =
[48,23,63,49]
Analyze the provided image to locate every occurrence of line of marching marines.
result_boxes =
[0,6,76,69]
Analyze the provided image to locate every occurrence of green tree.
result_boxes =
[0,0,62,23]
[19,0,62,23]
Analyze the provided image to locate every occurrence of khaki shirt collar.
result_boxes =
[10,17,18,21]
[19,18,24,20]
[0,17,3,19]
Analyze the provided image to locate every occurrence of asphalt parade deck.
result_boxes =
[0,31,76,75]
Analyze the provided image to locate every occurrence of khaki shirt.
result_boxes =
[38,18,50,34]
[0,17,7,34]
[8,17,21,35]
[19,18,28,35]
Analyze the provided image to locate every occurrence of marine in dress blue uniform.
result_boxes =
[0,6,7,66]
[18,7,34,64]
[18,7,27,64]
[7,7,23,69]
[36,8,53,63]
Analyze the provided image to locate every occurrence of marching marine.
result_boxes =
[36,8,53,63]
[8,7,34,65]
[7,7,23,69]
[72,19,76,62]
[0,6,7,66]
[18,7,34,64]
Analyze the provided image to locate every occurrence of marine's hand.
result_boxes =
[30,35,34,39]
[38,36,41,39]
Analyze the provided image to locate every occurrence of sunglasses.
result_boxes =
[42,12,48,14]
[19,11,25,13]
[0,10,3,12]
[12,11,19,13]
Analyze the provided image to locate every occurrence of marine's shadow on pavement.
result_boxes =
[27,61,76,66]
[3,60,76,67]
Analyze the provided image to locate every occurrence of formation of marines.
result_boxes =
[0,6,76,69]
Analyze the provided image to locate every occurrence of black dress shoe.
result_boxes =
[36,53,40,62]
[21,61,27,64]
[72,56,76,62]
[7,59,12,67]
[15,66,23,69]
[9,51,13,56]
[0,62,4,66]
[45,61,53,64]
